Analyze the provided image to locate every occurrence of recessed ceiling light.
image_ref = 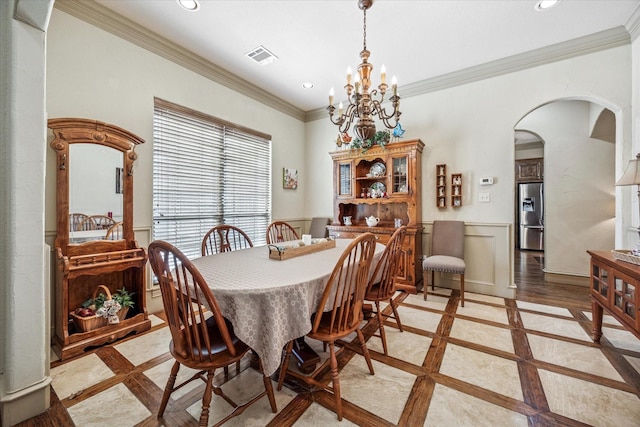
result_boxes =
[302,82,314,89]
[177,0,200,12]
[535,0,560,11]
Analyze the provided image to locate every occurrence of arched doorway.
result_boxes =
[514,99,616,292]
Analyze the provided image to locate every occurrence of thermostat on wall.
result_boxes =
[480,177,494,185]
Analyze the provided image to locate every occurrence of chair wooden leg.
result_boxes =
[199,369,216,427]
[258,358,278,413]
[158,361,180,418]
[389,298,403,332]
[356,329,375,375]
[460,273,465,307]
[432,270,435,290]
[277,340,294,391]
[328,342,342,421]
[374,301,388,355]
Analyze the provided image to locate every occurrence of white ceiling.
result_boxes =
[92,0,640,113]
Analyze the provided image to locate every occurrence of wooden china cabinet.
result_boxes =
[327,139,424,293]
[49,118,151,360]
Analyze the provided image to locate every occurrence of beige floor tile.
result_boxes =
[465,293,506,305]
[517,301,572,317]
[404,293,450,311]
[519,311,592,341]
[425,383,528,426]
[439,343,523,401]
[538,368,640,427]
[395,305,443,332]
[186,369,296,426]
[450,318,514,354]
[339,356,416,424]
[456,301,509,325]
[51,353,114,400]
[143,358,203,401]
[115,327,171,365]
[67,383,151,426]
[366,328,432,366]
[582,310,622,326]
[149,314,165,327]
[602,326,640,352]
[527,334,624,381]
[292,402,358,426]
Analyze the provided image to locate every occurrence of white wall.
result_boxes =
[45,9,307,236]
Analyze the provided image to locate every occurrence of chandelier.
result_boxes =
[327,0,401,143]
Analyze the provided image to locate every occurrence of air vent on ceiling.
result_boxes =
[246,45,278,66]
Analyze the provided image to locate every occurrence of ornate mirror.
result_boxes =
[49,118,144,250]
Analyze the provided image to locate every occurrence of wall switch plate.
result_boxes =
[479,192,490,202]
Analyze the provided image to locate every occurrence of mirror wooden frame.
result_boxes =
[48,118,150,360]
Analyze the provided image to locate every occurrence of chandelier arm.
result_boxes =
[371,100,402,130]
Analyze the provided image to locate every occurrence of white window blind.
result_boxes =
[153,98,271,259]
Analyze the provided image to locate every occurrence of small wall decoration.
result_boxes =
[115,167,124,194]
[283,167,298,189]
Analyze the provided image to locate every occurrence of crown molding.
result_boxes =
[54,0,632,126]
[626,4,640,42]
[53,0,306,121]
[305,26,632,123]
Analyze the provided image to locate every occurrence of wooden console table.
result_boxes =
[588,250,640,342]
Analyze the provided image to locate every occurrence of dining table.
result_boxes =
[190,237,385,376]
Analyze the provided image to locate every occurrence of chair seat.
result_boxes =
[170,316,248,367]
[309,309,362,341]
[423,255,466,274]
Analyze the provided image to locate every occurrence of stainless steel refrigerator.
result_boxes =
[518,182,544,251]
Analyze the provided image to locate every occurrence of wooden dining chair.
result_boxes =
[104,222,123,240]
[423,220,466,306]
[266,221,299,244]
[77,216,97,231]
[364,225,407,355]
[148,240,277,427]
[277,232,377,421]
[70,213,89,231]
[201,225,253,256]
[89,214,116,230]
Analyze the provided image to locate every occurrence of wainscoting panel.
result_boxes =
[420,222,515,299]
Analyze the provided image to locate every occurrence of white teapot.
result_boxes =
[365,216,380,227]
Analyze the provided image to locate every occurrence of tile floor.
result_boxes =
[47,288,640,426]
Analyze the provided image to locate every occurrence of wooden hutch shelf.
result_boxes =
[436,164,446,208]
[451,173,462,207]
[327,139,424,293]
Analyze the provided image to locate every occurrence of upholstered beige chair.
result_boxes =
[308,217,331,238]
[423,221,466,306]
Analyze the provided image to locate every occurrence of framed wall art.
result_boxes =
[283,167,298,189]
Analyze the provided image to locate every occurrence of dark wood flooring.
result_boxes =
[514,249,591,311]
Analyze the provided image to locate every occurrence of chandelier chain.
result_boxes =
[363,8,367,51]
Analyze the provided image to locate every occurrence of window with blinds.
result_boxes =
[153,98,272,259]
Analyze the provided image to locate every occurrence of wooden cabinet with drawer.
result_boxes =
[327,140,424,292]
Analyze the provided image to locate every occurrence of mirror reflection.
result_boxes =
[69,144,124,242]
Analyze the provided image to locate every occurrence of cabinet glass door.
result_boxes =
[338,162,352,196]
[391,156,408,193]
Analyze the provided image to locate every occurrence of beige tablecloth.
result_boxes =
[191,238,384,376]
